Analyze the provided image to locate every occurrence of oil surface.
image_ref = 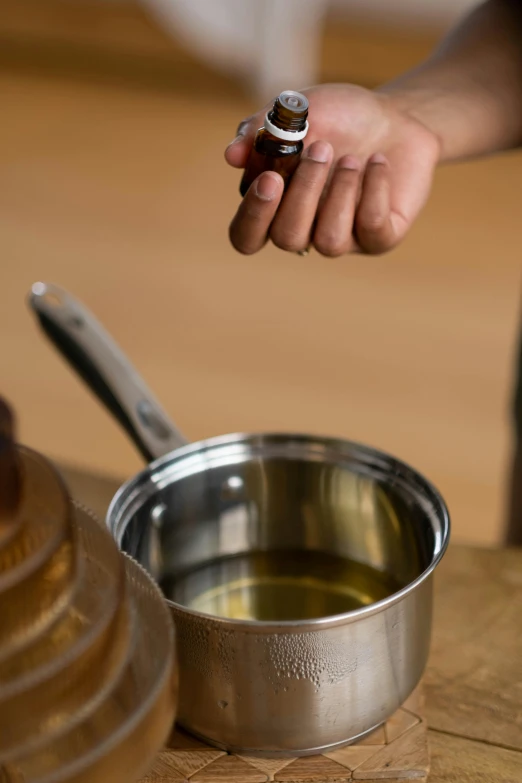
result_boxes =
[162,550,403,621]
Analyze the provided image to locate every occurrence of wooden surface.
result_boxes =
[141,687,428,782]
[1,0,522,549]
[66,468,522,782]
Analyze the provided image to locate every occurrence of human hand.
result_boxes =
[225,84,440,256]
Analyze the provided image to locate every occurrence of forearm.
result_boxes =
[379,0,522,162]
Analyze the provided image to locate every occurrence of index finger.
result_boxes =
[224,106,270,169]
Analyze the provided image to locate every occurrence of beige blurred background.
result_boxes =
[1,0,520,546]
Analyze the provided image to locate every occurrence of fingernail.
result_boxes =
[255,172,279,201]
[306,140,331,163]
[369,153,387,165]
[226,134,244,149]
[338,155,361,171]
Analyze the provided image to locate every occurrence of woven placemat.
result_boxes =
[141,684,428,782]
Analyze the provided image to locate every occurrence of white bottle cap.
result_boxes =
[264,114,309,142]
[263,91,309,142]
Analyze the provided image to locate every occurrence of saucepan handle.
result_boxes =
[28,282,188,463]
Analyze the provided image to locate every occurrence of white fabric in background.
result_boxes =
[139,0,479,99]
[141,0,327,101]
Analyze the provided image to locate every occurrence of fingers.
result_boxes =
[313,156,361,257]
[270,141,333,253]
[229,171,284,255]
[354,154,398,255]
[228,141,333,256]
[224,110,268,169]
[314,153,413,256]
[229,146,410,258]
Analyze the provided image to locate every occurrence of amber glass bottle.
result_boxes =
[240,90,309,197]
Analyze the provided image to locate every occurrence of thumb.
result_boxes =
[224,107,268,169]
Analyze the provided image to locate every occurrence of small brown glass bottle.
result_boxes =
[240,90,309,197]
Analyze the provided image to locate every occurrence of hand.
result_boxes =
[225,84,440,256]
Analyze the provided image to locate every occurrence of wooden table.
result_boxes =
[62,465,522,782]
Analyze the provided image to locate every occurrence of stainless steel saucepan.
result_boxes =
[29,282,450,757]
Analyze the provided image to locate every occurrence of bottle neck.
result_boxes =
[264,113,309,142]
[268,97,307,133]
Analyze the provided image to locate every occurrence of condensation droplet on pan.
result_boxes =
[172,612,213,677]
[261,632,358,689]
[215,628,237,684]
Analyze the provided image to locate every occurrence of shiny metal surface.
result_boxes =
[110,434,446,755]
[29,283,186,462]
[29,283,450,756]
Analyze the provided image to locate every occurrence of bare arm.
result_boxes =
[225,0,522,256]
[382,0,522,161]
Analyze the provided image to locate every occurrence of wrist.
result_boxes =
[382,78,522,163]
[377,86,447,163]
[374,1,522,163]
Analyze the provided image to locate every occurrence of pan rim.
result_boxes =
[106,431,450,631]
